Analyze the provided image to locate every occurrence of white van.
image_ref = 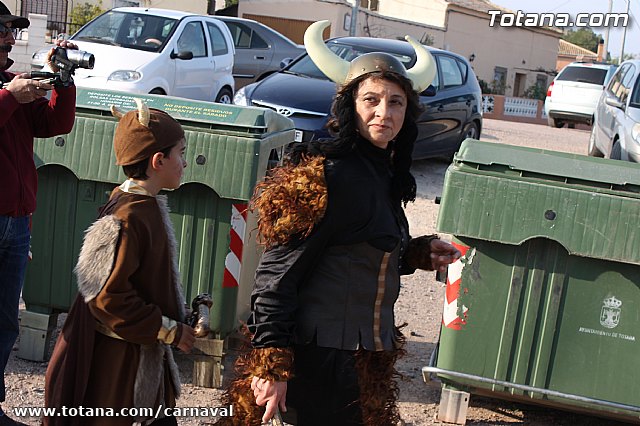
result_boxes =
[66,7,235,103]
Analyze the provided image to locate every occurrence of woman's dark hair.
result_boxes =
[122,144,175,180]
[291,70,422,205]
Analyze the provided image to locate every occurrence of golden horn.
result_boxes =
[404,35,437,92]
[303,20,349,85]
[134,98,150,127]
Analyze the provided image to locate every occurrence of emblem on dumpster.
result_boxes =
[600,296,622,329]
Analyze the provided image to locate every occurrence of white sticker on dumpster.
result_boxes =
[600,296,622,329]
[577,295,636,342]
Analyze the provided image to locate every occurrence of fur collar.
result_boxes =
[251,155,327,248]
[75,215,121,302]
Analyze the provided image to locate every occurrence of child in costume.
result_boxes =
[44,99,195,426]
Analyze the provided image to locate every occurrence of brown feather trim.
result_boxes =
[404,234,439,271]
[218,345,294,425]
[251,155,327,248]
[355,325,407,426]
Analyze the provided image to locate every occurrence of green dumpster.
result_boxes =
[20,88,294,370]
[423,139,640,424]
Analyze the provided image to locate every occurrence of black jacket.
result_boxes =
[248,136,414,350]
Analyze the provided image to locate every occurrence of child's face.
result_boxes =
[160,138,187,189]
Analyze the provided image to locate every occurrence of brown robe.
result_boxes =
[45,189,185,426]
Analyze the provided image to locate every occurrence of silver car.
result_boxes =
[217,16,303,89]
[589,59,640,162]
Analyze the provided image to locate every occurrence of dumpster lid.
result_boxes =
[439,139,640,265]
[456,140,640,190]
[75,88,293,134]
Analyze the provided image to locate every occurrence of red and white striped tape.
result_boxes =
[442,241,470,330]
[222,203,247,288]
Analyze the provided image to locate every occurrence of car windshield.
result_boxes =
[557,66,609,85]
[72,11,177,52]
[286,42,414,79]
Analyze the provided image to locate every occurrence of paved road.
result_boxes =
[481,118,590,154]
[411,118,591,201]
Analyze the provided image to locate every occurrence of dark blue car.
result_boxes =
[234,36,482,159]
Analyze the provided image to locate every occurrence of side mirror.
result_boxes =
[605,96,625,110]
[279,57,293,69]
[170,50,194,60]
[421,84,437,97]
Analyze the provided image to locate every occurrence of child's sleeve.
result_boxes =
[84,217,165,345]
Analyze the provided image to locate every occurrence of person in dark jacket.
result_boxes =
[0,2,76,425]
[222,20,460,426]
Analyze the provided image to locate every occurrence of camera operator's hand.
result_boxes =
[5,73,52,104]
[46,40,79,73]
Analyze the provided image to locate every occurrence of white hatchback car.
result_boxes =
[589,59,640,161]
[544,62,617,128]
[53,7,236,103]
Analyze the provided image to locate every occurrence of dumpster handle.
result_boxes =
[423,346,640,414]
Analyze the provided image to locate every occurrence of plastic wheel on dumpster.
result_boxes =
[423,139,640,424]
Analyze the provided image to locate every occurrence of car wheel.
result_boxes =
[462,122,479,141]
[149,88,166,95]
[547,117,564,128]
[215,88,233,104]
[610,139,622,160]
[587,127,604,157]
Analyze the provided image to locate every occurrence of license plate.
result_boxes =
[294,130,303,142]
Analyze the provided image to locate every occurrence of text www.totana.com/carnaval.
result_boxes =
[10,405,234,419]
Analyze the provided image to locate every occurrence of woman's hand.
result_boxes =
[251,375,287,423]
[430,239,461,272]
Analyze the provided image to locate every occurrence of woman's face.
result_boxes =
[354,77,408,149]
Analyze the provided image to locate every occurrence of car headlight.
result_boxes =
[234,87,248,106]
[633,123,640,144]
[108,71,142,82]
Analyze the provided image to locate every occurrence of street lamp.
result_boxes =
[619,0,630,61]
[350,0,358,36]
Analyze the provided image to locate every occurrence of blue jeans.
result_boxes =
[0,215,30,402]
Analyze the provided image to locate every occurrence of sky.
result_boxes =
[495,0,639,59]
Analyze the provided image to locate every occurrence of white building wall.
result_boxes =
[444,11,557,95]
[378,0,448,28]
[74,0,208,14]
[238,0,445,43]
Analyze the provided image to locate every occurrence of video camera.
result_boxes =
[30,46,95,87]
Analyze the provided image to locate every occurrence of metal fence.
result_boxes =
[19,0,76,39]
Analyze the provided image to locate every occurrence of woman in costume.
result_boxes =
[225,20,461,426]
